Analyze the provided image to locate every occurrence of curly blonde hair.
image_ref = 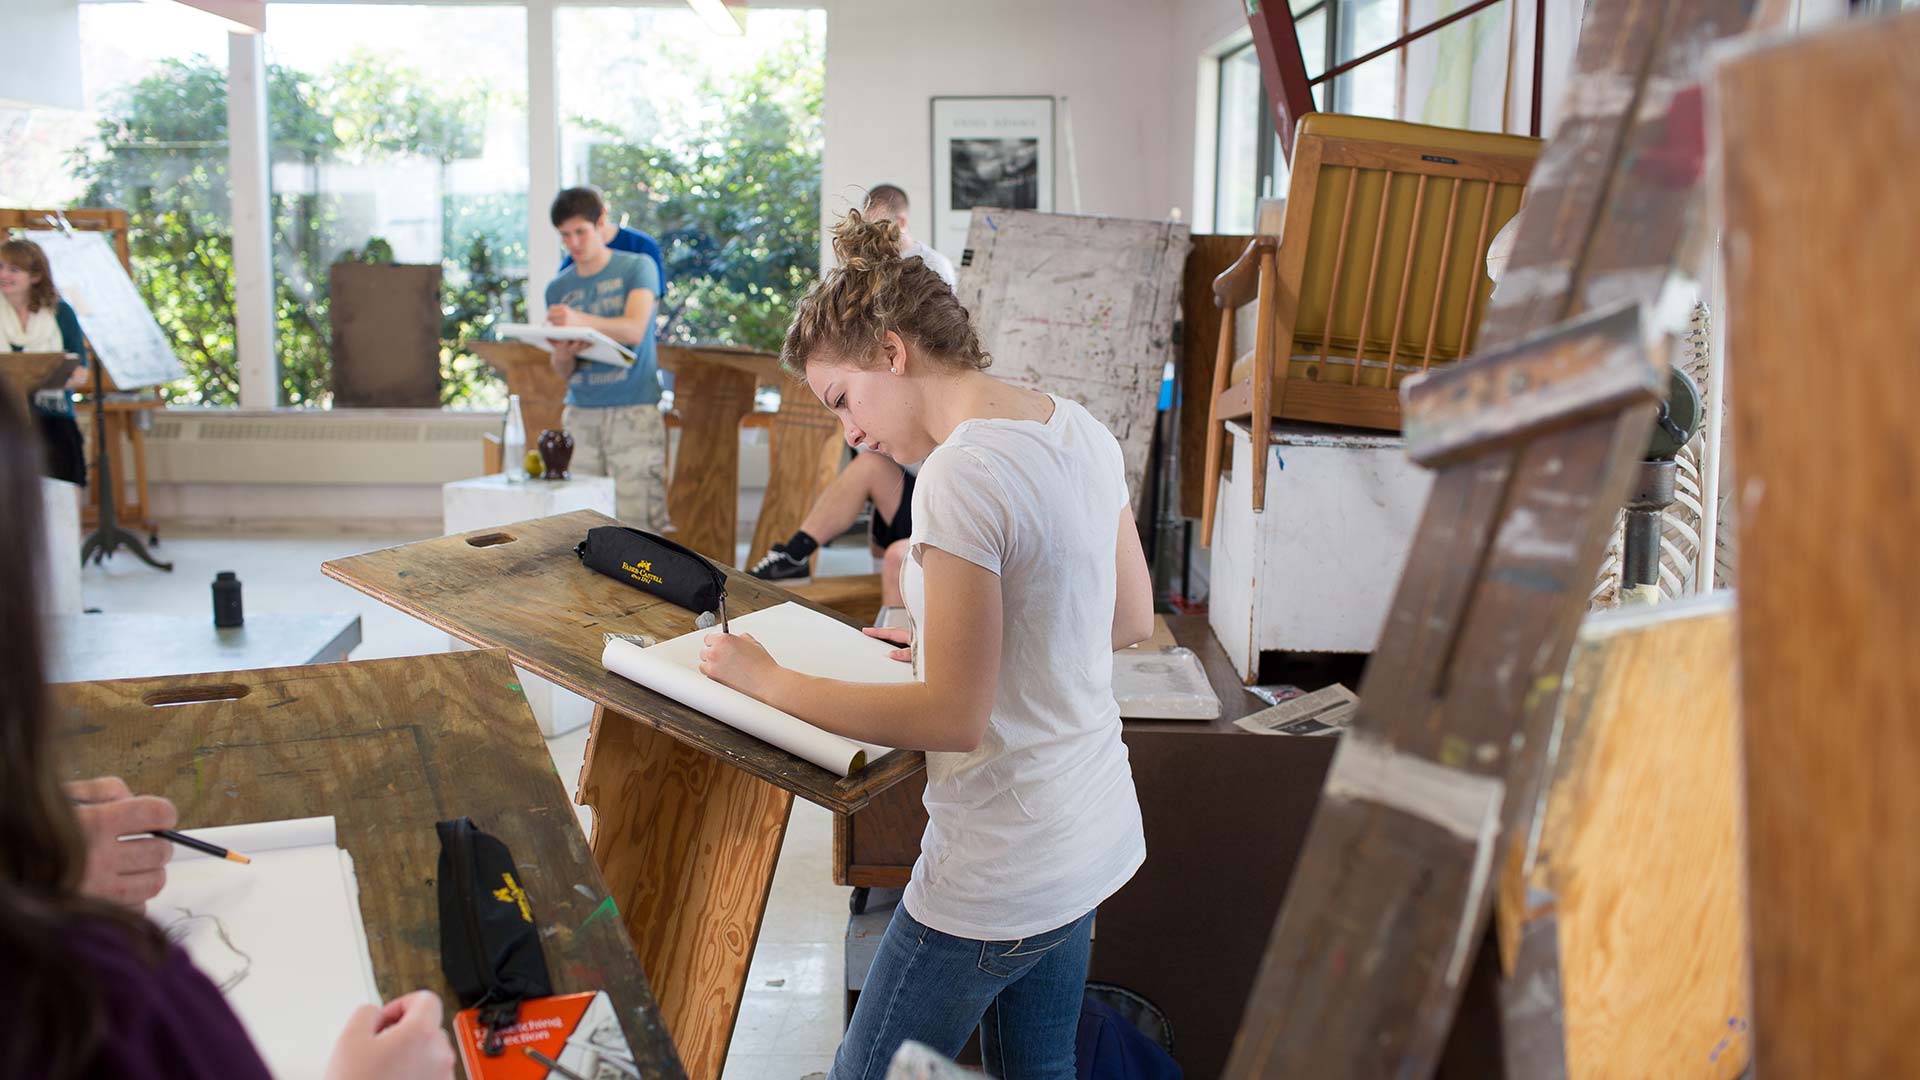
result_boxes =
[781,210,989,375]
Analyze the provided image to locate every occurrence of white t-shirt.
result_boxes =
[898,394,1145,940]
[902,239,958,289]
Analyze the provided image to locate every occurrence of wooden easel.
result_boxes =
[0,207,166,541]
[322,512,924,1080]
[1720,11,1920,1075]
[1223,0,1761,1074]
[56,649,685,1076]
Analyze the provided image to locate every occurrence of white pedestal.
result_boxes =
[1208,421,1433,682]
[442,473,617,737]
[39,478,82,615]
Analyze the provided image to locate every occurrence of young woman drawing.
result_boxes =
[0,397,454,1080]
[0,238,93,486]
[698,210,1155,1079]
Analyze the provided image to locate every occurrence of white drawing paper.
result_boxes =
[33,229,186,389]
[495,322,635,367]
[147,816,379,1080]
[602,602,911,776]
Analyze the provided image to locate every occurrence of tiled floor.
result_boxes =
[75,524,878,1080]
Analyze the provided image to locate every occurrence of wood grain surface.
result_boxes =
[320,510,925,813]
[1180,235,1255,521]
[1720,13,1920,1076]
[1502,596,1749,1079]
[577,708,791,1080]
[51,650,683,1078]
[1224,0,1759,1074]
[470,340,569,441]
[746,381,846,573]
[656,348,756,564]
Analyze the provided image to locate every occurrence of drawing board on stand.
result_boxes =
[31,228,184,389]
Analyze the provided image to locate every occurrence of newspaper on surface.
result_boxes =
[1234,683,1359,736]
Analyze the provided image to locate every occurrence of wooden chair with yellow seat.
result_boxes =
[1199,114,1543,545]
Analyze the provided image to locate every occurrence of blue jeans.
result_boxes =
[830,904,1095,1080]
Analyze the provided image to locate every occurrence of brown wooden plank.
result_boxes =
[578,706,790,1080]
[471,340,569,442]
[1225,0,1759,1073]
[747,380,845,571]
[321,510,926,814]
[52,651,684,1078]
[1499,596,1748,1079]
[1180,235,1255,521]
[789,573,885,628]
[657,347,757,563]
[1719,13,1920,1077]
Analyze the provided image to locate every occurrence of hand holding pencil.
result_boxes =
[65,776,178,910]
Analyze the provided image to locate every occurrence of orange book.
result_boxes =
[453,991,638,1079]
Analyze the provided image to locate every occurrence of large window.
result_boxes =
[265,5,530,407]
[557,6,825,354]
[1212,0,1510,231]
[0,2,235,403]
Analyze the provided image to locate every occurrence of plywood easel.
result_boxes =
[1496,594,1749,1078]
[322,512,924,1080]
[1223,0,1761,1072]
[1719,11,1920,1075]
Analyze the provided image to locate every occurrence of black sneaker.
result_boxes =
[748,544,811,582]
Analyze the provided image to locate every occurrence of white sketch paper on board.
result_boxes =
[954,210,1190,502]
[148,816,379,1080]
[602,601,909,776]
[32,229,185,389]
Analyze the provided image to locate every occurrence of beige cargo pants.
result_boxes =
[564,402,670,531]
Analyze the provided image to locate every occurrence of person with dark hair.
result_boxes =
[862,184,955,287]
[1,237,93,486]
[0,398,458,1079]
[544,186,669,529]
[700,210,1153,1079]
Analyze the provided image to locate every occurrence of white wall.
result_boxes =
[820,0,1195,261]
[2,0,83,110]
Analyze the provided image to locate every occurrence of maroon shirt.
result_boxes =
[57,918,274,1079]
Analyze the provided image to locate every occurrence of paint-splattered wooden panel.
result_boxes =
[52,649,684,1077]
[956,209,1190,502]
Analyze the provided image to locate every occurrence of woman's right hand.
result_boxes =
[862,625,912,662]
[324,990,456,1080]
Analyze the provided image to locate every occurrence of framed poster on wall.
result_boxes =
[929,96,1055,260]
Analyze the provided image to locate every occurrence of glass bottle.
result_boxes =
[502,394,527,483]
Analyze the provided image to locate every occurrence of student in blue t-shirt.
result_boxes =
[544,187,669,530]
[558,213,670,392]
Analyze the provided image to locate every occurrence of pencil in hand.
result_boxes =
[151,829,252,865]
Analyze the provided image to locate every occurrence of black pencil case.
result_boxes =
[436,818,553,1054]
[575,524,727,616]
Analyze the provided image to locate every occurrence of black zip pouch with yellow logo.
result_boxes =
[575,524,726,617]
[436,817,552,1055]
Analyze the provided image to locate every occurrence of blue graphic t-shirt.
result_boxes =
[544,250,662,408]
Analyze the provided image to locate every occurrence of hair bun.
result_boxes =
[831,209,902,271]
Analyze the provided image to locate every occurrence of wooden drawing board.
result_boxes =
[321,510,924,814]
[956,209,1190,501]
[1721,11,1920,1076]
[324,510,926,1080]
[1497,594,1749,1079]
[1222,0,1758,1074]
[24,227,185,389]
[52,649,683,1078]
